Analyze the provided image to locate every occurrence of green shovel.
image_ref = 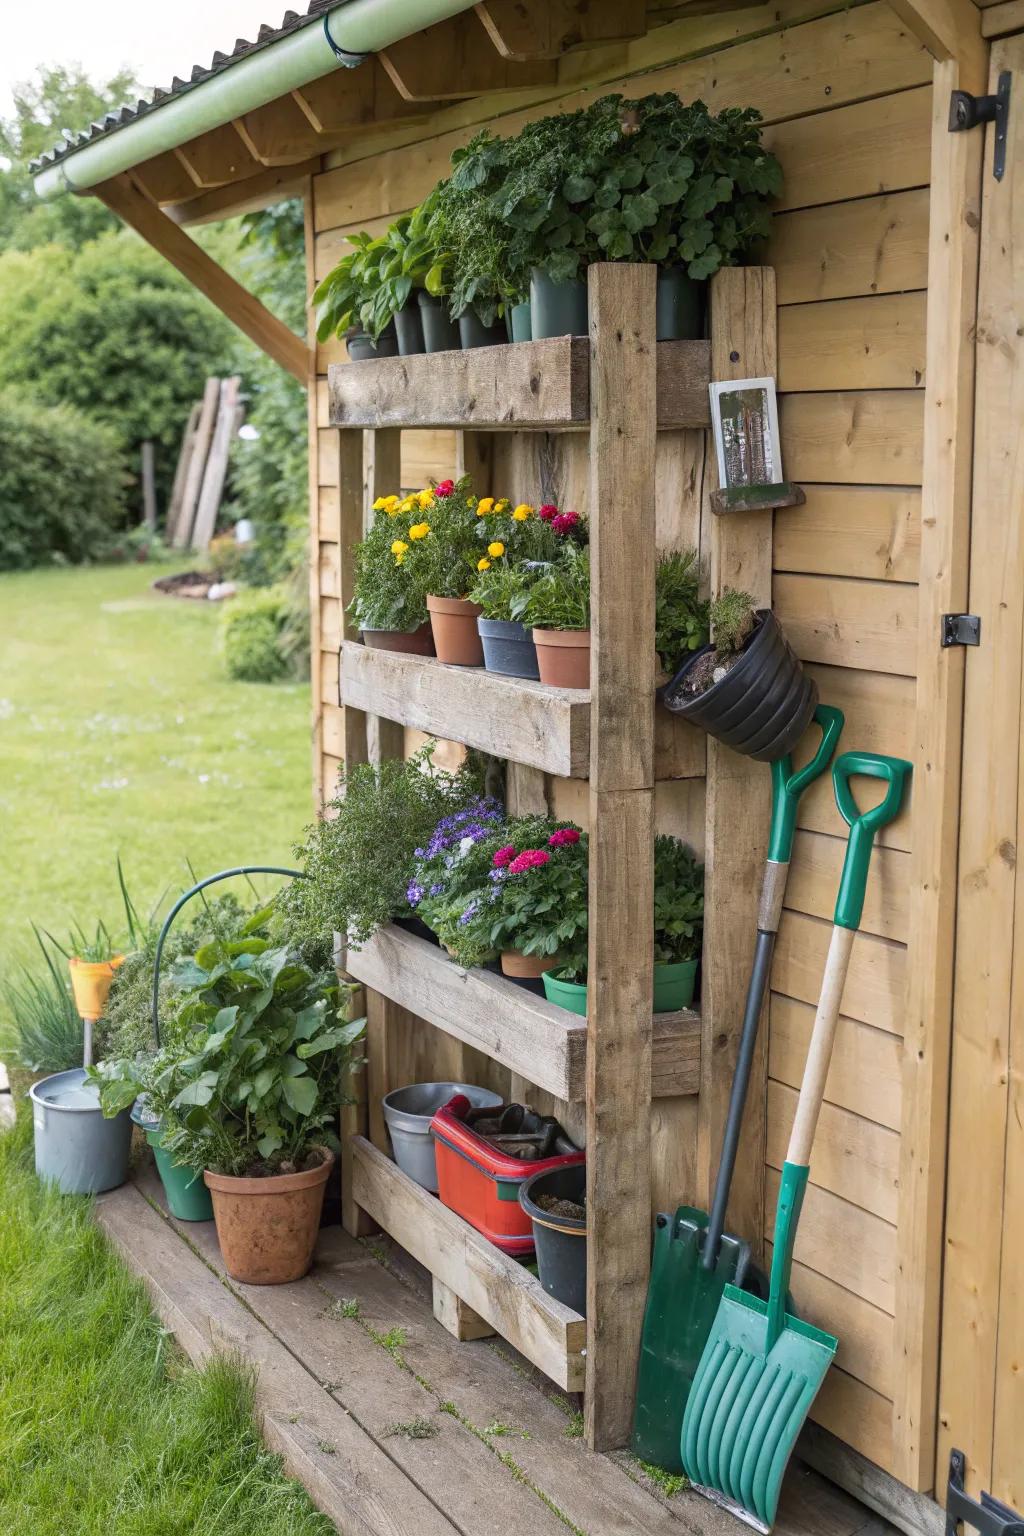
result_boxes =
[680,750,911,1531]
[631,704,844,1472]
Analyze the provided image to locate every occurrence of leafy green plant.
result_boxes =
[467,559,536,622]
[517,544,590,632]
[710,587,756,654]
[423,149,525,325]
[282,741,486,951]
[0,928,83,1073]
[653,835,704,964]
[656,549,710,673]
[45,917,122,964]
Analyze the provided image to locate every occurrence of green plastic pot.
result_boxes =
[530,269,588,339]
[543,959,698,1017]
[507,301,532,342]
[146,1125,213,1221]
[656,268,706,340]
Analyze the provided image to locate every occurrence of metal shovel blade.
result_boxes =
[681,1285,837,1532]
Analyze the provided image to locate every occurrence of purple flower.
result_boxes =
[458,899,480,926]
[430,882,444,895]
[406,880,424,907]
[489,868,507,883]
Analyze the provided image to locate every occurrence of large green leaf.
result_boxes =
[281,1075,317,1116]
[171,1070,219,1108]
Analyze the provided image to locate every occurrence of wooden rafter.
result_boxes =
[379,11,557,101]
[292,58,442,134]
[133,150,200,206]
[474,0,647,59]
[166,157,324,226]
[888,0,987,89]
[97,173,308,382]
[173,122,261,189]
[233,94,333,167]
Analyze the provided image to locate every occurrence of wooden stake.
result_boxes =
[140,440,157,530]
[174,378,219,549]
[166,401,201,544]
[191,376,241,550]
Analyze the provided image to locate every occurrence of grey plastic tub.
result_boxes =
[478,617,540,680]
[382,1082,503,1192]
[30,1068,131,1195]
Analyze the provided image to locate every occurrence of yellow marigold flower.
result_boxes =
[487,541,505,558]
[409,522,430,540]
[395,552,405,565]
[512,503,533,522]
[495,498,510,513]
[400,495,417,513]
[418,489,434,508]
[373,495,388,510]
[477,557,491,572]
[476,496,495,516]
[391,539,409,556]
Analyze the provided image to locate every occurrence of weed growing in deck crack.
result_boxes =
[316,1440,337,1456]
[631,1458,688,1499]
[321,1296,360,1320]
[365,1324,407,1365]
[382,1416,437,1440]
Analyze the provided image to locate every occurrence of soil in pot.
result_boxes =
[417,291,459,353]
[530,269,588,339]
[533,628,590,689]
[361,622,435,657]
[394,297,425,356]
[427,594,484,666]
[458,311,506,348]
[519,1162,587,1315]
[478,617,539,680]
[204,1148,333,1285]
[656,268,705,340]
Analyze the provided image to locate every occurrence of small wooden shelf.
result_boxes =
[350,1134,586,1392]
[327,335,711,431]
[344,924,700,1102]
[339,640,706,781]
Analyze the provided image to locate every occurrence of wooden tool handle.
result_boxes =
[786,925,855,1165]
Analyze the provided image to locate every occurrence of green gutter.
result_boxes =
[35,0,475,199]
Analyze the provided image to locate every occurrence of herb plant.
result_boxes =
[654,835,704,964]
[47,917,122,964]
[517,544,590,632]
[312,230,393,343]
[710,587,757,654]
[467,559,535,622]
[656,549,710,673]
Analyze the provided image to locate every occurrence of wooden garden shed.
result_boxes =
[36,0,1024,1528]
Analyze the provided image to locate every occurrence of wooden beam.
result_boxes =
[888,0,987,89]
[173,123,261,189]
[585,264,657,1451]
[96,173,307,382]
[474,0,646,59]
[133,150,199,205]
[893,53,983,1496]
[379,12,557,101]
[167,157,324,226]
[981,0,1024,36]
[292,59,442,133]
[233,95,335,167]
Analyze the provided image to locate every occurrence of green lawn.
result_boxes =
[0,562,312,974]
[0,1117,335,1535]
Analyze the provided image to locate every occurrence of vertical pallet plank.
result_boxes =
[894,57,982,1493]
[166,400,201,546]
[584,263,657,1451]
[698,269,776,1247]
[174,376,219,548]
[363,428,406,765]
[304,178,325,808]
[938,33,1022,1502]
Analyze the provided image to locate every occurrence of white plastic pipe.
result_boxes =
[35,0,474,198]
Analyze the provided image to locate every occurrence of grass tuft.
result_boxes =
[382,1417,437,1440]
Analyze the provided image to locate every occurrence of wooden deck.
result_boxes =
[98,1164,897,1536]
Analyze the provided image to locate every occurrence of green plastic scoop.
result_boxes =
[680,750,912,1531]
[631,705,844,1473]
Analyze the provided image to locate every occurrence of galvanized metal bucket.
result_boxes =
[30,1068,131,1195]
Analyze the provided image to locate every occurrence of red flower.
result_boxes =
[508,848,551,874]
[551,510,580,535]
[492,844,516,867]
[538,503,558,522]
[436,479,455,497]
[548,828,581,848]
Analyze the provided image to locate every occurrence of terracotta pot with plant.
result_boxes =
[402,476,496,665]
[663,588,817,762]
[519,537,591,689]
[349,485,438,655]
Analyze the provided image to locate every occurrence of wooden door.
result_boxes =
[937,32,1024,1508]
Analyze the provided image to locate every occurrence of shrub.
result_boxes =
[221,588,291,683]
[0,387,127,570]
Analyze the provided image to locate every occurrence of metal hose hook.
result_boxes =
[151,866,308,1047]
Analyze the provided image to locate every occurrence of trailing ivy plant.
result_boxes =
[656,549,710,673]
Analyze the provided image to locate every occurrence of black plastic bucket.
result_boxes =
[394,297,425,356]
[661,610,817,763]
[656,268,705,340]
[519,1163,587,1315]
[530,269,588,339]
[346,325,398,361]
[478,618,540,680]
[459,311,506,349]
[417,291,459,353]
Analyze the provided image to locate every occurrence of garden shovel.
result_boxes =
[631,704,843,1473]
[680,750,911,1531]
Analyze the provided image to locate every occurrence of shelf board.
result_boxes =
[351,1135,586,1391]
[344,924,700,1102]
[339,640,706,781]
[327,336,711,431]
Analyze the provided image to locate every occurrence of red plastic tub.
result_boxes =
[430,1096,584,1256]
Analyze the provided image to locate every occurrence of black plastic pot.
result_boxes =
[459,311,506,349]
[394,297,425,356]
[519,1164,587,1315]
[506,301,532,343]
[656,268,705,340]
[394,914,441,947]
[661,609,818,763]
[478,617,540,680]
[417,291,459,353]
[346,324,398,361]
[530,269,588,339]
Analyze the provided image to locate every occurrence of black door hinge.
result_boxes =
[946,1450,1024,1536]
[949,71,1012,180]
[942,614,981,648]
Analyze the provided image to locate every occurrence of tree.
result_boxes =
[0,63,139,252]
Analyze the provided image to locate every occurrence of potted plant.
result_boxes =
[350,486,438,653]
[662,587,818,762]
[469,558,539,678]
[403,476,495,665]
[404,794,506,948]
[62,919,125,1031]
[467,823,588,982]
[517,539,591,688]
[312,230,399,360]
[424,146,522,347]
[655,548,710,680]
[376,207,437,356]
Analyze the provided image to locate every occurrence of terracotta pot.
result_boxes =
[204,1149,334,1284]
[69,954,124,1020]
[427,594,484,666]
[501,950,561,980]
[361,622,435,657]
[532,628,591,689]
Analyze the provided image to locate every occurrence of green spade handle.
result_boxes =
[767,705,845,864]
[832,752,912,930]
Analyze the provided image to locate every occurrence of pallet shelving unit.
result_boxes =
[329,264,775,1451]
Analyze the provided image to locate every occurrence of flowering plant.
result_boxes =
[401,475,499,597]
[447,820,589,973]
[405,796,505,946]
[349,486,438,631]
[516,543,590,632]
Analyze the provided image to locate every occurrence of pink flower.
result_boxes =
[548,828,581,848]
[551,510,580,535]
[538,503,558,522]
[508,848,551,874]
[435,479,455,497]
[492,845,516,867]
